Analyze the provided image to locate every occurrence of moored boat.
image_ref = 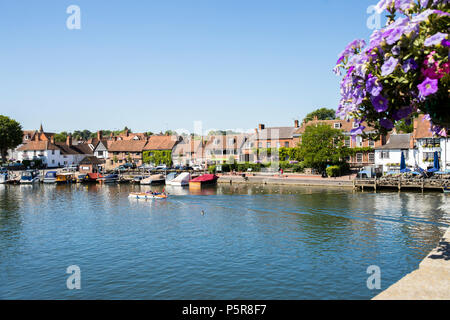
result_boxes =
[128,191,168,200]
[20,170,40,184]
[56,172,76,184]
[0,172,10,184]
[77,173,102,183]
[167,172,190,186]
[189,174,218,188]
[43,171,57,183]
[98,174,119,184]
[140,174,165,185]
[444,186,450,194]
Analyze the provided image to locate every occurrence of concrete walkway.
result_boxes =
[373,227,450,300]
[217,174,354,187]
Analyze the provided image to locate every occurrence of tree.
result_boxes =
[298,124,350,171]
[0,115,23,162]
[395,119,414,133]
[334,1,449,137]
[303,108,336,123]
[54,132,69,142]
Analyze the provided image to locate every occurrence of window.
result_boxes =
[423,138,440,147]
[381,151,390,159]
[356,153,363,163]
[356,136,363,147]
[266,142,271,148]
[258,142,262,148]
[284,142,289,148]
[52,150,55,155]
[334,123,341,129]
[423,152,440,161]
[369,140,375,147]
[276,142,280,148]
[352,122,359,129]
[344,138,351,147]
[52,160,55,164]
[402,149,409,160]
[369,153,375,162]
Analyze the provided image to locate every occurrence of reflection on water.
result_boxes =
[0,183,448,299]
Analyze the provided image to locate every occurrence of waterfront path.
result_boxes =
[373,227,450,300]
[217,173,355,187]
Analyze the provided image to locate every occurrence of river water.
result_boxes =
[0,183,448,299]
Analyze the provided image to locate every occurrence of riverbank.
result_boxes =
[217,173,355,187]
[373,226,450,300]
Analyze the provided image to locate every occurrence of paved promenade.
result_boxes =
[373,227,450,300]
[217,173,355,187]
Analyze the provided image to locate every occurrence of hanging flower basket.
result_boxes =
[334,0,449,137]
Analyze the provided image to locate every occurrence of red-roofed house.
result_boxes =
[293,117,386,168]
[413,115,449,171]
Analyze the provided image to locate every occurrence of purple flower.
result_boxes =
[411,9,435,23]
[392,106,413,121]
[395,0,415,11]
[380,119,394,129]
[381,57,399,76]
[350,125,366,136]
[375,0,390,13]
[391,46,401,55]
[402,58,418,73]
[424,32,448,46]
[371,95,389,112]
[366,74,383,96]
[443,39,450,47]
[385,27,406,45]
[418,77,438,97]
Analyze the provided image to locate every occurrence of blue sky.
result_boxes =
[0,0,380,133]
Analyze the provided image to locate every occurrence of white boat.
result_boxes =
[128,192,168,200]
[43,171,57,184]
[166,172,190,186]
[0,172,9,184]
[140,174,165,185]
[20,170,40,184]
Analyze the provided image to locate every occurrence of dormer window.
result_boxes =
[334,123,341,129]
[352,122,359,129]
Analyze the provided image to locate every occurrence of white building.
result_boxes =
[16,136,93,168]
[413,115,450,171]
[375,134,416,173]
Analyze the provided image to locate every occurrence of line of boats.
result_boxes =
[0,170,219,188]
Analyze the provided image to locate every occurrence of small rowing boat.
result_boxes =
[128,192,168,200]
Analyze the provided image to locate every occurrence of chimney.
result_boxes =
[313,116,318,121]
[66,134,72,146]
[258,124,265,130]
[97,130,103,141]
[50,135,55,144]
[294,120,299,128]
[125,129,129,137]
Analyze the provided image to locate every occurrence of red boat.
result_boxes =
[189,174,218,188]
